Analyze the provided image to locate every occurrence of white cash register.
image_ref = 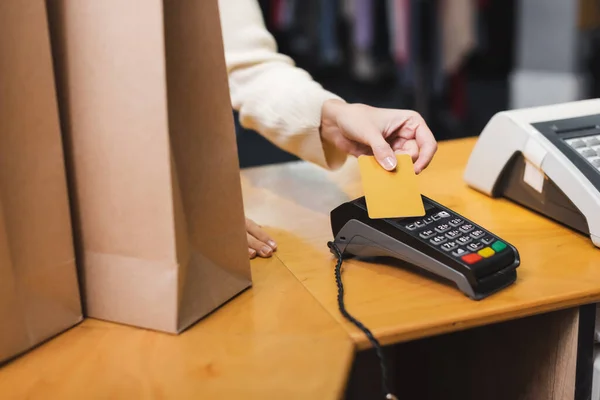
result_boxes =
[464,99,600,248]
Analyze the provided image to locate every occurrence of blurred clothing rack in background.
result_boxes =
[257,0,501,135]
[236,0,600,168]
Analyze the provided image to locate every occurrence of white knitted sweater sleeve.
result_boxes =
[217,0,348,170]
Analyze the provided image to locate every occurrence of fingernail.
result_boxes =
[248,248,256,257]
[261,246,272,256]
[383,157,396,170]
[268,240,277,249]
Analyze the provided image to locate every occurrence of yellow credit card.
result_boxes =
[358,153,425,219]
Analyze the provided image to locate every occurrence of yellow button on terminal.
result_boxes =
[478,247,495,258]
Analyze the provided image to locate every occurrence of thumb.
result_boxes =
[369,135,396,171]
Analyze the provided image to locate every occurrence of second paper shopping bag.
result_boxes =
[0,0,82,363]
[47,0,252,333]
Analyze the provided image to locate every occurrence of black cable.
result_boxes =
[327,241,398,400]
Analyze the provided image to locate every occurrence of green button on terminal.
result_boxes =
[491,241,507,252]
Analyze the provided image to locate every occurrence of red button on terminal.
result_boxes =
[461,253,482,264]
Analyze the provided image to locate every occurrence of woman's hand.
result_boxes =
[246,218,277,259]
[320,99,438,173]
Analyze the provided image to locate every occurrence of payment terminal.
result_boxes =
[328,195,520,399]
[329,195,520,300]
[463,99,600,247]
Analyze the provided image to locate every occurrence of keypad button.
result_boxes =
[435,223,450,233]
[462,253,482,264]
[414,221,426,228]
[441,241,457,252]
[478,247,495,258]
[592,158,600,168]
[481,236,495,245]
[419,229,435,239]
[430,236,447,245]
[567,139,586,148]
[445,230,461,240]
[436,211,451,219]
[431,214,442,221]
[456,236,472,245]
[470,230,485,239]
[452,248,467,257]
[580,148,597,158]
[467,242,484,251]
[491,240,507,252]
[449,218,464,227]
[423,217,433,224]
[459,224,474,233]
[586,136,600,146]
[406,223,417,230]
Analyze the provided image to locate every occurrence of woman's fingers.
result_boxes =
[248,247,257,259]
[393,138,419,163]
[245,218,276,258]
[366,132,397,171]
[247,232,272,258]
[375,109,437,174]
[412,122,437,174]
[246,218,277,249]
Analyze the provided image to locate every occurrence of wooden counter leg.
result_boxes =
[344,305,596,400]
[575,303,596,400]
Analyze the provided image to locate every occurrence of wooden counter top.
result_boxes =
[0,257,354,399]
[241,137,600,349]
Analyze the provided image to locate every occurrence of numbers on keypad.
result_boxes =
[449,218,463,227]
[419,229,435,239]
[435,224,450,233]
[445,230,461,240]
[467,242,483,251]
[441,241,457,252]
[430,236,447,245]
[470,230,485,239]
[402,206,504,264]
[459,224,474,233]
[456,236,471,245]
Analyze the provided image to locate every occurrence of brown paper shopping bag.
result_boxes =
[46,0,252,333]
[0,0,83,364]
